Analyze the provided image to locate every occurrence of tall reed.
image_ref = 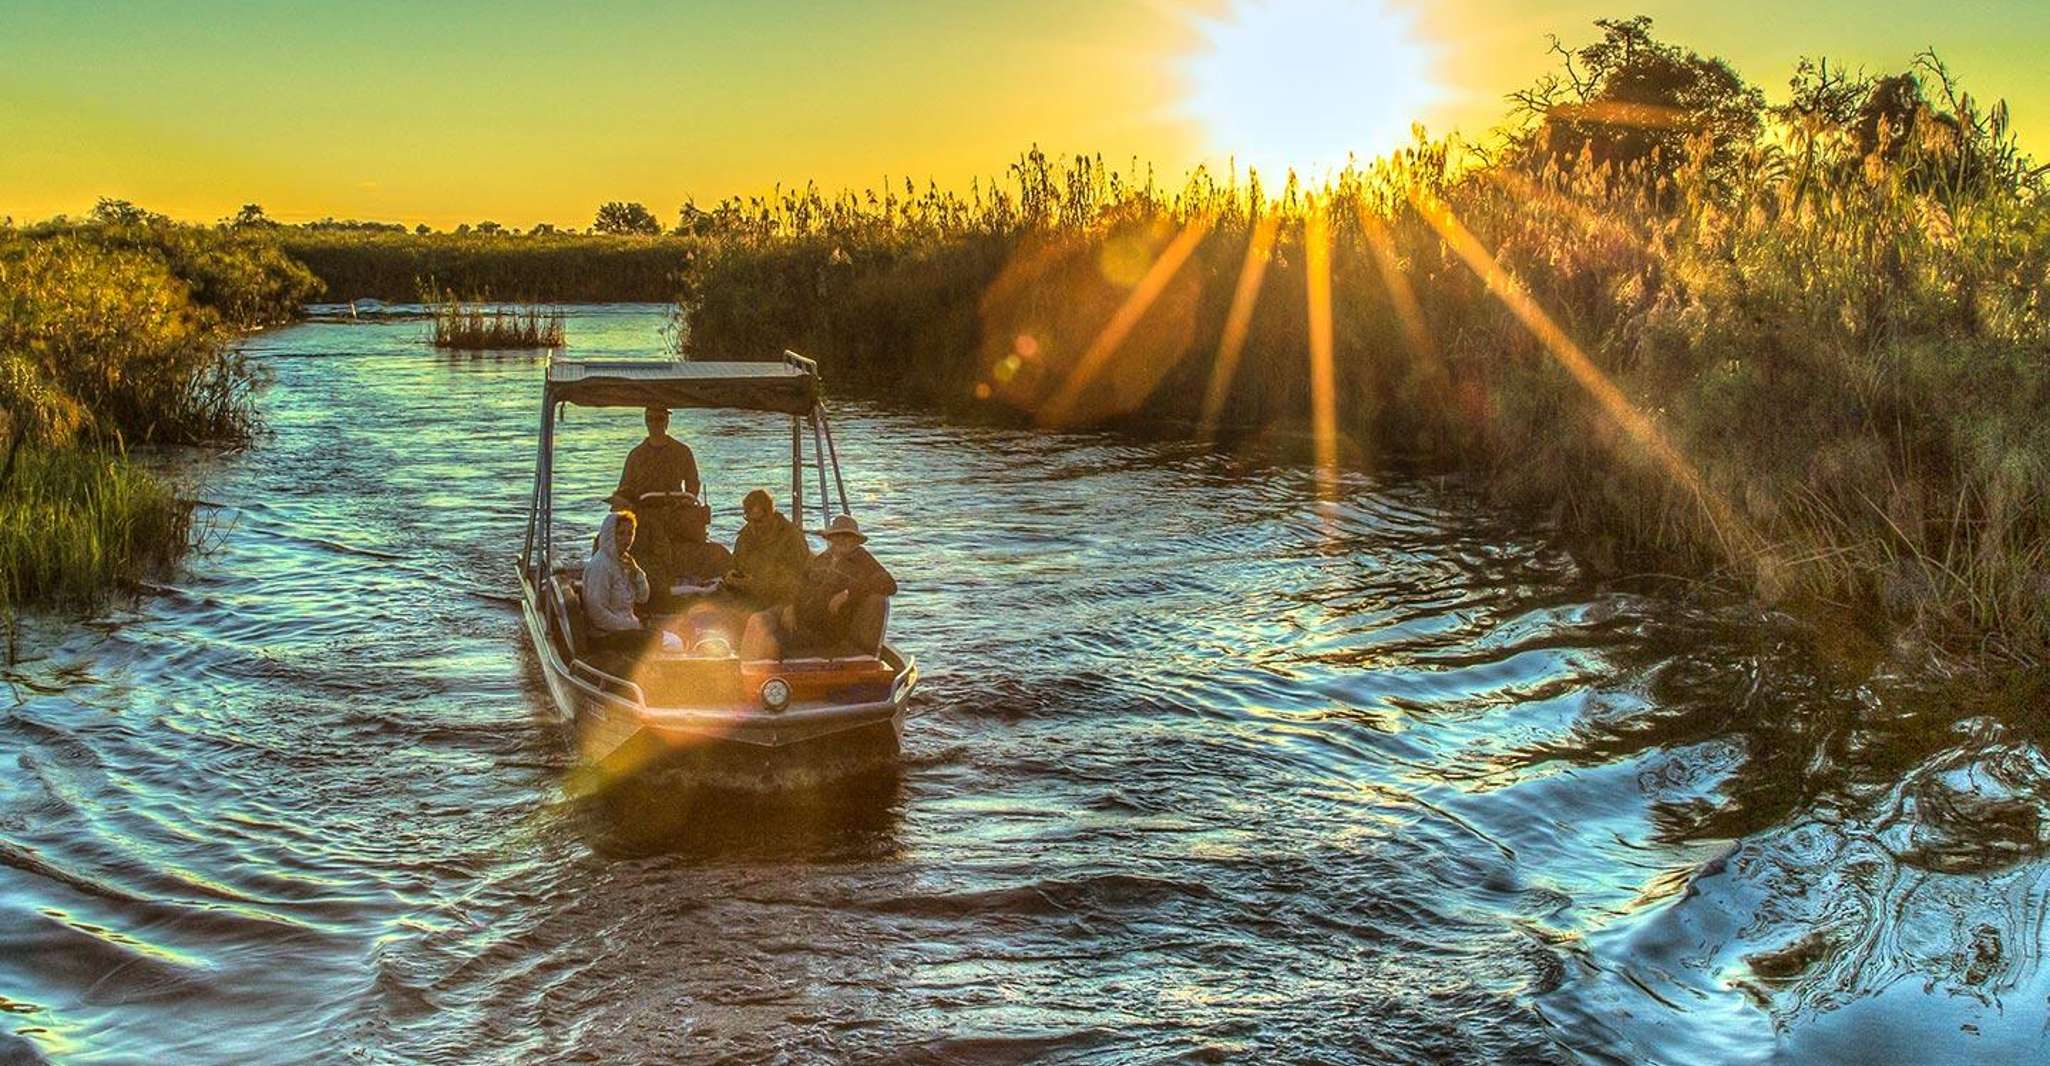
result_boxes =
[0,445,189,606]
[426,291,566,350]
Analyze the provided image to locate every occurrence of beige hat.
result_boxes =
[820,513,867,544]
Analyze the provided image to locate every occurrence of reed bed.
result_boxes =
[668,45,2050,663]
[0,218,308,607]
[282,231,694,303]
[427,294,566,350]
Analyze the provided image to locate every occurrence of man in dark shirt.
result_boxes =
[612,407,700,597]
[614,407,700,504]
[741,513,896,659]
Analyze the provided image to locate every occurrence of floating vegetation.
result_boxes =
[426,292,566,350]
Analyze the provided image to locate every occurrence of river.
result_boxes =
[2,305,2045,1064]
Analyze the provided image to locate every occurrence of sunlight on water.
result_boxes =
[1,306,2044,1063]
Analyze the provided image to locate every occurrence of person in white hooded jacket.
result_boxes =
[585,510,654,657]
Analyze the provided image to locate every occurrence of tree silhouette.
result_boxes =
[593,201,661,235]
[89,197,161,226]
[1510,17,1764,177]
[230,203,278,229]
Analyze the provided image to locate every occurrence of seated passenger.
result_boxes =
[721,489,810,607]
[584,511,657,659]
[669,492,733,591]
[741,513,896,660]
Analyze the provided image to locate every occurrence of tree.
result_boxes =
[674,200,713,237]
[1510,17,1764,177]
[530,222,559,236]
[415,223,432,236]
[475,220,503,235]
[593,200,660,235]
[229,203,277,229]
[89,197,162,226]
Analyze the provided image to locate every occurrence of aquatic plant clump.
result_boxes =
[427,294,567,350]
[0,445,189,607]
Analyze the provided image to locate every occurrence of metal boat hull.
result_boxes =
[520,570,913,793]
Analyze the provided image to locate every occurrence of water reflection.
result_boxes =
[0,306,2044,1063]
[580,770,908,862]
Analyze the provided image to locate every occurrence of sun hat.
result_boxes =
[820,513,867,544]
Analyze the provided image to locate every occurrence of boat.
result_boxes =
[516,351,919,791]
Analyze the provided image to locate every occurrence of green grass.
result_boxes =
[0,445,190,607]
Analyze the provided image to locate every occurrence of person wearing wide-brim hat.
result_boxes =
[818,513,867,544]
[741,512,897,659]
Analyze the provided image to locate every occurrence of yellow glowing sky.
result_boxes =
[2,0,2044,228]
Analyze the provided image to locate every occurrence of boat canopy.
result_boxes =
[545,357,817,415]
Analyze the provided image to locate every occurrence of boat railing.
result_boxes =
[570,659,648,709]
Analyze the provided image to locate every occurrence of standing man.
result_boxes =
[612,406,701,599]
[614,406,700,504]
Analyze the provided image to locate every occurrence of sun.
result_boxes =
[1177,0,1445,179]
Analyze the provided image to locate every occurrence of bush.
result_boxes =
[0,221,294,607]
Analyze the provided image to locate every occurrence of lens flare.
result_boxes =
[1039,219,1213,427]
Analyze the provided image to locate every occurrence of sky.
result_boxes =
[2,0,2044,228]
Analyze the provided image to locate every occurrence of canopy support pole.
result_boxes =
[818,404,850,516]
[522,390,549,575]
[809,411,832,524]
[790,415,804,532]
[536,399,559,578]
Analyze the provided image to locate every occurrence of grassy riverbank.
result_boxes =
[674,35,2050,661]
[0,214,317,607]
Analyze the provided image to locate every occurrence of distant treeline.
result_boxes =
[279,231,696,303]
[1,208,319,606]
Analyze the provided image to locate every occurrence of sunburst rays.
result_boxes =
[1038,219,1212,428]
[1408,189,1760,559]
[1304,207,1341,504]
[1198,215,1280,442]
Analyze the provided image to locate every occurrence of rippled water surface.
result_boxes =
[4,306,2047,1064]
